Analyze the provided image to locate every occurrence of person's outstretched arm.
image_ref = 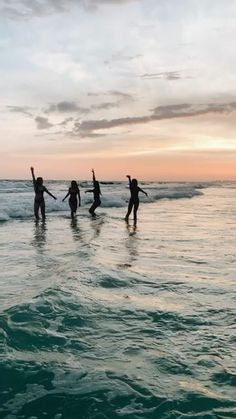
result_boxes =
[30,166,36,189]
[139,187,148,196]
[45,188,57,200]
[62,190,70,201]
[126,175,132,189]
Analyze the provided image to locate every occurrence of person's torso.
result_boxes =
[130,185,139,201]
[35,185,45,201]
[69,188,78,200]
[93,189,100,201]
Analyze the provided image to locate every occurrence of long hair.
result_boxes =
[71,180,78,190]
[36,176,43,185]
[131,178,138,188]
[35,177,43,191]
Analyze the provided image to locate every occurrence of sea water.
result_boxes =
[0,180,235,418]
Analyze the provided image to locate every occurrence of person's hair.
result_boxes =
[71,180,78,189]
[131,178,138,187]
[36,177,43,186]
[94,180,101,195]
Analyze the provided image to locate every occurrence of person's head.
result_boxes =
[131,178,138,187]
[36,177,43,186]
[71,180,78,189]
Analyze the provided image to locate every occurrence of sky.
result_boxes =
[1,0,236,180]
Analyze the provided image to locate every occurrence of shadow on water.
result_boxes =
[32,220,47,250]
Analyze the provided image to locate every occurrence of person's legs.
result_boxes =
[89,199,100,215]
[133,201,139,223]
[34,200,40,220]
[125,199,133,221]
[40,201,46,220]
[69,200,77,219]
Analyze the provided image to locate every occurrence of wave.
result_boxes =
[1,285,235,419]
[154,188,203,200]
[0,181,205,221]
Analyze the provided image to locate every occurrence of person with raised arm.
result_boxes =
[62,180,81,219]
[125,175,148,223]
[30,167,57,221]
[85,169,101,216]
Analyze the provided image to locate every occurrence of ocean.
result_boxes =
[0,180,235,418]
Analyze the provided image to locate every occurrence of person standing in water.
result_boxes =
[85,169,101,216]
[30,167,57,221]
[62,181,81,219]
[125,175,148,223]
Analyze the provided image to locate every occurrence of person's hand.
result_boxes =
[62,199,64,202]
[30,166,34,171]
[92,168,94,174]
[54,197,57,200]
[126,175,130,178]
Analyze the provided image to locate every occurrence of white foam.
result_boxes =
[0,180,206,221]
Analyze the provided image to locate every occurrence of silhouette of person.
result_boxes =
[85,169,101,216]
[30,167,57,220]
[62,180,81,219]
[125,175,147,223]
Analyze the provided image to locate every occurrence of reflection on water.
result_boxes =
[125,221,138,264]
[70,217,82,241]
[126,220,137,236]
[32,220,47,250]
[90,216,104,239]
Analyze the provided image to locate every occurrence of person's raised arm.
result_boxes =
[62,190,70,202]
[92,169,96,185]
[45,187,57,200]
[126,175,132,189]
[30,166,36,188]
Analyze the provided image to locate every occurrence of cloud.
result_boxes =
[35,116,54,130]
[151,103,192,114]
[74,101,236,136]
[45,101,89,114]
[108,90,134,101]
[74,116,151,133]
[140,71,186,80]
[104,53,142,65]
[0,0,137,19]
[6,105,34,117]
[92,101,118,110]
[45,100,119,115]
[88,90,134,101]
[58,117,74,126]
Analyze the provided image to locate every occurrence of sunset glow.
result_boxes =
[1,0,236,180]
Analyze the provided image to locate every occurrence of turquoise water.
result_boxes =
[0,181,235,418]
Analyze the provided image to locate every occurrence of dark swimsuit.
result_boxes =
[129,186,140,205]
[34,185,46,219]
[69,188,78,213]
[35,185,46,203]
